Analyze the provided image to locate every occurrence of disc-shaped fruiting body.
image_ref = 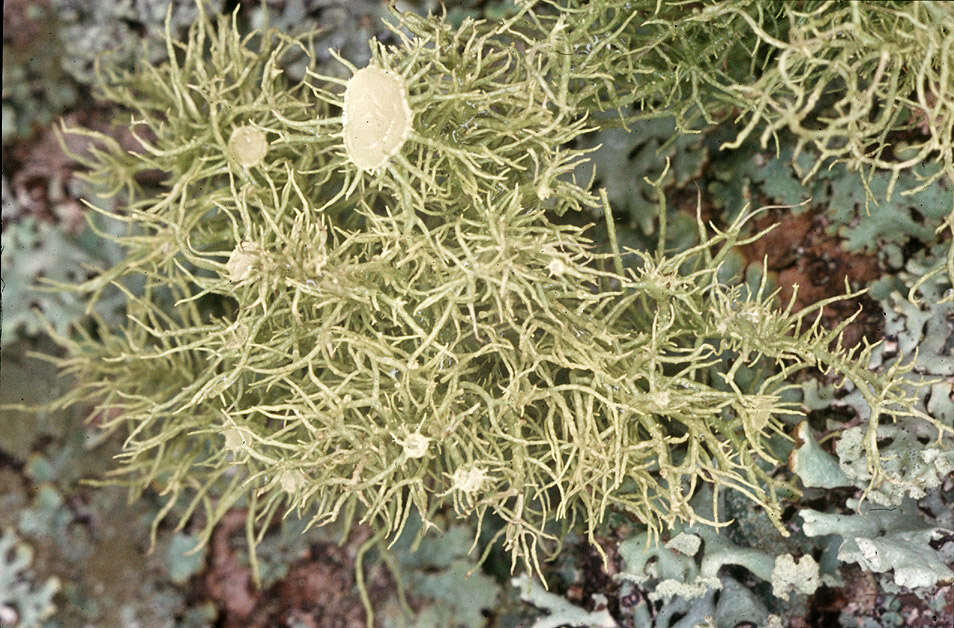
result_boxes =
[228,125,268,167]
[343,65,413,172]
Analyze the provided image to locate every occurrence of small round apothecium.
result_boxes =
[278,469,307,493]
[451,466,487,494]
[228,125,268,168]
[223,427,246,451]
[226,241,263,283]
[342,65,413,172]
[396,432,430,459]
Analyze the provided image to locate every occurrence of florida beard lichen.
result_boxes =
[42,1,946,612]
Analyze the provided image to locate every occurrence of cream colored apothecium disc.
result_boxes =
[229,125,268,167]
[343,65,412,171]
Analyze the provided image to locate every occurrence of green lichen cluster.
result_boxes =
[40,0,947,594]
[572,0,954,199]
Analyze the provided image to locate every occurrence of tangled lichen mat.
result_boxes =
[17,1,950,625]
